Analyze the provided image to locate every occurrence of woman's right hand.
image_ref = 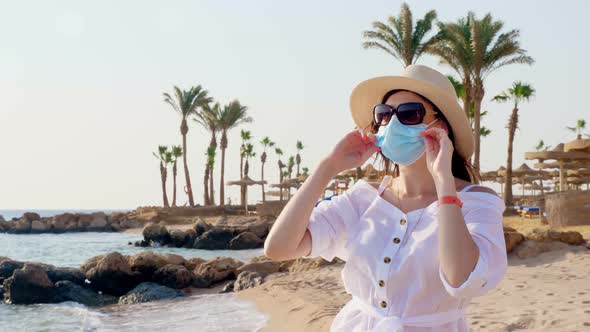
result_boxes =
[324,129,380,175]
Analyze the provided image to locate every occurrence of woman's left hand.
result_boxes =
[419,127,454,182]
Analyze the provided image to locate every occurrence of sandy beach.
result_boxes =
[236,219,590,332]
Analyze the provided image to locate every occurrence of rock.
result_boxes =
[0,220,10,232]
[13,219,32,234]
[0,260,25,279]
[119,282,183,305]
[128,252,168,277]
[185,257,206,271]
[170,230,188,247]
[77,214,93,230]
[0,215,5,222]
[193,257,243,287]
[51,214,75,233]
[22,212,41,222]
[246,221,270,239]
[514,240,569,259]
[233,271,264,291]
[152,264,193,289]
[143,223,171,245]
[46,266,86,286]
[161,254,186,266]
[236,261,281,277]
[193,229,235,250]
[31,220,51,233]
[193,218,213,236]
[504,231,526,254]
[219,281,234,293]
[286,257,337,272]
[85,252,140,296]
[80,255,104,274]
[559,231,584,245]
[3,264,55,304]
[184,229,197,248]
[64,221,80,232]
[0,257,10,264]
[503,226,518,233]
[228,231,264,250]
[87,213,108,231]
[53,281,118,306]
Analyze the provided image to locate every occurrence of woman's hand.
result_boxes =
[324,129,381,175]
[419,127,454,182]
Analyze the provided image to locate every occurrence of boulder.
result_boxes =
[22,212,41,222]
[228,231,264,250]
[128,252,168,277]
[558,231,584,245]
[526,228,584,245]
[219,281,234,293]
[503,226,518,233]
[184,229,198,248]
[193,218,213,236]
[85,252,140,296]
[119,282,183,305]
[143,223,171,245]
[246,221,270,239]
[504,231,526,254]
[170,230,188,247]
[233,271,264,291]
[514,240,569,259]
[64,221,80,232]
[3,264,55,304]
[193,228,235,250]
[80,255,104,274]
[0,220,10,232]
[161,253,186,266]
[0,215,5,222]
[77,214,93,230]
[87,213,108,231]
[0,260,25,279]
[54,281,118,307]
[31,220,51,233]
[192,257,243,287]
[46,266,86,286]
[152,264,193,289]
[235,261,281,277]
[185,257,206,271]
[13,219,32,234]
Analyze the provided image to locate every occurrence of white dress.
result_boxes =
[303,175,507,331]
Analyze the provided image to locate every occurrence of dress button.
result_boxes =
[379,280,385,287]
[383,257,391,263]
[380,300,387,308]
[393,237,401,244]
[400,218,406,225]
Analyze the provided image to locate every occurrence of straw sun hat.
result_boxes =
[349,64,474,160]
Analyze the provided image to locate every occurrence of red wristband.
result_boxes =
[438,195,463,208]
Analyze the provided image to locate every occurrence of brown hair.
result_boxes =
[363,89,481,184]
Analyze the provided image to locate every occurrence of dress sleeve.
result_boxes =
[302,184,360,262]
[439,193,508,298]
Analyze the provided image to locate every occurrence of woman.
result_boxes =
[264,65,507,331]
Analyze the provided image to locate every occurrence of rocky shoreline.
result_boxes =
[134,217,272,250]
[0,212,141,234]
[0,251,336,308]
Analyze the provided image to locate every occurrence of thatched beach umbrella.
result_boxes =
[226,175,267,213]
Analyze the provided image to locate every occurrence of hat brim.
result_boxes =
[349,76,474,161]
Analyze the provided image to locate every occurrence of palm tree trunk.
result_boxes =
[261,162,266,203]
[181,119,195,207]
[209,165,215,205]
[220,133,227,207]
[204,163,210,206]
[172,161,177,207]
[504,107,518,206]
[240,149,244,208]
[472,82,484,170]
[160,162,169,208]
[279,169,283,201]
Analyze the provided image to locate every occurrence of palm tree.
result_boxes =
[567,119,587,139]
[431,13,534,169]
[492,81,535,206]
[275,147,286,201]
[260,137,275,203]
[164,85,212,207]
[302,167,309,176]
[170,146,182,207]
[362,3,438,67]
[242,143,256,212]
[194,102,221,206]
[217,100,252,207]
[535,140,551,151]
[295,141,304,177]
[239,130,252,207]
[449,75,492,138]
[153,146,170,208]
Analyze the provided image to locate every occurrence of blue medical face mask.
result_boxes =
[374,116,439,166]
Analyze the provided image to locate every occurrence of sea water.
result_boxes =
[0,226,268,331]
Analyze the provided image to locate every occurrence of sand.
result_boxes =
[236,221,590,331]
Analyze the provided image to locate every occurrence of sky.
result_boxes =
[1,0,588,209]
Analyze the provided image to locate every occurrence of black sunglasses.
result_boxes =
[372,102,437,126]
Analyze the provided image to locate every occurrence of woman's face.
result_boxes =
[383,90,448,132]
